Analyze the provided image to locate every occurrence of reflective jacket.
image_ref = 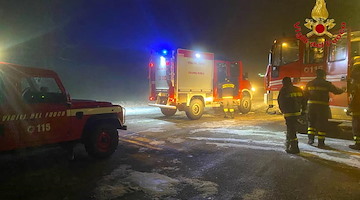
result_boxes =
[278,85,306,117]
[221,82,235,99]
[304,77,343,106]
[349,80,360,116]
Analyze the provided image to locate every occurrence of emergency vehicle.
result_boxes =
[264,30,360,121]
[0,62,127,158]
[148,48,252,120]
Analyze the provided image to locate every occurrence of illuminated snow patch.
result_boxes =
[137,127,166,133]
[149,140,166,145]
[207,142,285,152]
[127,171,179,196]
[167,137,186,144]
[126,107,159,115]
[95,165,218,199]
[188,137,284,147]
[189,128,284,138]
[302,151,360,169]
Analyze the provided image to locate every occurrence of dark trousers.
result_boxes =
[308,104,329,140]
[285,116,298,141]
[353,115,360,143]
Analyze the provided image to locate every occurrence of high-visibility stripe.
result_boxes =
[224,109,229,112]
[308,131,316,134]
[308,127,316,131]
[318,132,326,136]
[318,136,325,139]
[308,100,329,105]
[222,84,235,88]
[229,109,234,112]
[284,112,301,117]
[354,136,360,141]
[67,106,122,117]
[307,86,328,91]
[291,138,298,141]
[223,96,233,99]
[289,92,303,97]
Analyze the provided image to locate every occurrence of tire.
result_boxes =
[239,96,251,114]
[84,123,118,159]
[160,108,177,116]
[185,99,204,120]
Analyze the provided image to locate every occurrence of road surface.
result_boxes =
[0,100,359,200]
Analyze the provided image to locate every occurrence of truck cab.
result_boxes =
[0,62,127,158]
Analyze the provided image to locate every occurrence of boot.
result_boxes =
[286,140,300,154]
[308,135,315,145]
[349,143,360,150]
[224,112,228,118]
[230,112,234,119]
[318,139,326,148]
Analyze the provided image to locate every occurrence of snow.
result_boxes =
[94,165,219,199]
[127,171,179,196]
[188,134,360,169]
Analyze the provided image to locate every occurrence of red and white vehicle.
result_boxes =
[0,62,127,158]
[264,31,360,120]
[148,48,253,120]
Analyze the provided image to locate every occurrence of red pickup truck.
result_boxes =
[0,62,127,158]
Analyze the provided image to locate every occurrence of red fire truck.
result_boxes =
[148,48,253,120]
[0,62,127,158]
[264,30,360,121]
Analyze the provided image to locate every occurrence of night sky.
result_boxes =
[0,0,359,103]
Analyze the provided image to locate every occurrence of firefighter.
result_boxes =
[278,77,307,154]
[348,66,360,150]
[221,78,235,118]
[304,69,344,148]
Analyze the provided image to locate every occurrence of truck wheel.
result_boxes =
[186,99,204,120]
[239,96,251,114]
[85,123,118,159]
[160,108,177,116]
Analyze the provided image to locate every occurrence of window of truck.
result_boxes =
[21,76,65,104]
[304,37,325,64]
[281,40,299,65]
[329,36,347,62]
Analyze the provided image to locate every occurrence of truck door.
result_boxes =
[18,75,70,147]
[229,62,242,99]
[327,34,349,107]
[0,73,20,151]
[214,61,227,99]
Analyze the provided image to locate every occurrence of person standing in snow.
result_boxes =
[278,77,307,154]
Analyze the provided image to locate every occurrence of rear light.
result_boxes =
[168,98,176,103]
[149,62,154,67]
[149,96,155,101]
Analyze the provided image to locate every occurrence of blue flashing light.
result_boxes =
[162,49,168,55]
[160,56,166,67]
